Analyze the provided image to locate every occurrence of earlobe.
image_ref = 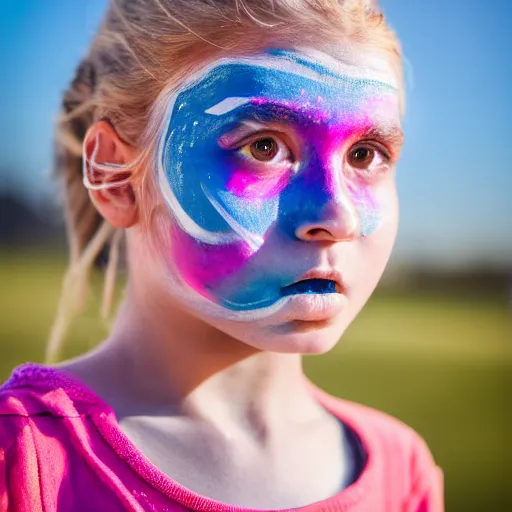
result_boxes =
[83,120,139,228]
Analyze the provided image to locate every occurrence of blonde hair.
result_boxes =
[47,0,404,362]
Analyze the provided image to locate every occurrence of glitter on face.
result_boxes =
[157,49,401,313]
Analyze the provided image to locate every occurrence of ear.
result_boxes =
[83,120,139,229]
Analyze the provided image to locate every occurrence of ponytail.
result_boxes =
[47,58,119,363]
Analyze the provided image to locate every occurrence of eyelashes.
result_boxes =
[220,129,298,176]
[238,133,295,168]
[220,128,394,178]
[345,140,392,179]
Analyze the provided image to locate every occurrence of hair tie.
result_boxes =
[82,133,132,191]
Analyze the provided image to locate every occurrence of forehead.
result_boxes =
[163,48,400,125]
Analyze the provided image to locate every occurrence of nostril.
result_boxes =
[297,220,358,243]
[308,228,324,237]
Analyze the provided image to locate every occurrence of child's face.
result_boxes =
[151,47,402,353]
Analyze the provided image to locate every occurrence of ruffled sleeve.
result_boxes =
[0,396,45,512]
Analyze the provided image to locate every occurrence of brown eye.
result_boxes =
[347,146,376,169]
[249,138,278,161]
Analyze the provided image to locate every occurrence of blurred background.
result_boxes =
[0,0,510,510]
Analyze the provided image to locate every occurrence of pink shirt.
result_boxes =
[0,364,443,511]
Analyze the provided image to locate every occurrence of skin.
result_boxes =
[58,45,403,508]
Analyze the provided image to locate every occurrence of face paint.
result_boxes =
[156,49,401,316]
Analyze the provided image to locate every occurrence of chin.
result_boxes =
[222,315,350,355]
[276,321,348,354]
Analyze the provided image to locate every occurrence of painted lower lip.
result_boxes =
[280,293,347,321]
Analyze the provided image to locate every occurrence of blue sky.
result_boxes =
[0,0,510,266]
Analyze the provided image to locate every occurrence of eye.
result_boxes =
[250,138,278,161]
[238,134,294,166]
[346,144,387,171]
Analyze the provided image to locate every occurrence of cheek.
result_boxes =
[368,182,398,241]
[226,168,291,198]
[346,182,383,237]
[168,222,254,300]
[349,177,398,237]
[348,188,398,305]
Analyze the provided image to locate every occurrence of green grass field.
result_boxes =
[0,250,510,511]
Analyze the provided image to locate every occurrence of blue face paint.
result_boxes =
[157,49,401,312]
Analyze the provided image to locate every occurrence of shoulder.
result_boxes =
[1,367,69,452]
[314,387,435,458]
[0,364,126,510]
[0,363,107,450]
[316,389,444,510]
[337,397,435,459]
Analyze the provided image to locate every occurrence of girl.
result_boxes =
[0,0,443,510]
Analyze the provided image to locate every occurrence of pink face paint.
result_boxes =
[169,223,254,298]
[226,167,292,198]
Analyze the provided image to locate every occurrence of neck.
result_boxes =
[83,282,322,432]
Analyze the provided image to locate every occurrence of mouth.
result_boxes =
[281,278,342,297]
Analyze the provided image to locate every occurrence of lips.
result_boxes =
[281,267,345,298]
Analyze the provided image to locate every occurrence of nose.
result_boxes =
[293,151,360,242]
[295,192,359,243]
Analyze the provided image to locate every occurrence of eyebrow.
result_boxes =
[362,123,405,148]
[209,98,404,148]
